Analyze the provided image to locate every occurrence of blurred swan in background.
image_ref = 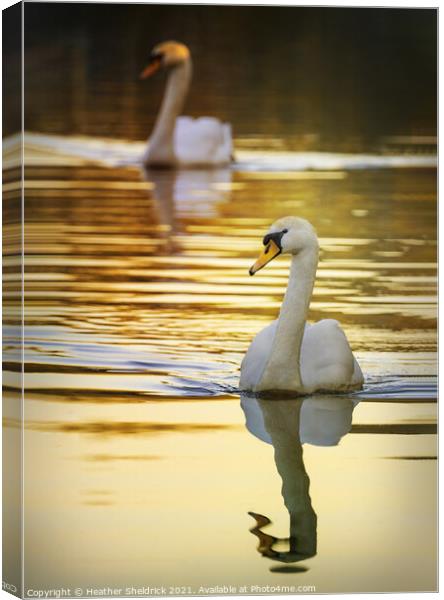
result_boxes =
[140,41,232,168]
[240,216,364,394]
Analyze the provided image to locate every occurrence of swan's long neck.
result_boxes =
[145,59,192,166]
[257,246,318,392]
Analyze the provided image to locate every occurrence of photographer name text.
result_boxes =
[25,583,316,598]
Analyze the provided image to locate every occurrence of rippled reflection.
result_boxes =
[143,167,233,240]
[242,394,358,565]
[2,135,437,593]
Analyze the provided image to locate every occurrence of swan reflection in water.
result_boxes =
[142,166,232,246]
[241,394,359,567]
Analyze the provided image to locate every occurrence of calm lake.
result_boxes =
[3,132,437,594]
[2,2,437,595]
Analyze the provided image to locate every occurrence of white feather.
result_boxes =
[174,117,232,166]
[240,216,364,394]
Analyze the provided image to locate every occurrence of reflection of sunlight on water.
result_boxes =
[6,151,435,401]
[3,136,437,592]
[17,132,438,170]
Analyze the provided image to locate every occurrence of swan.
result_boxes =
[239,216,364,394]
[140,41,232,168]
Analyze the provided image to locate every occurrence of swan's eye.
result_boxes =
[150,51,164,62]
[282,228,288,234]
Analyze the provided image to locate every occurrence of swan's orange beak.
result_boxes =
[249,240,281,276]
[140,57,162,79]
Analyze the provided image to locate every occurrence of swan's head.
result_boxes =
[249,217,318,276]
[140,41,190,79]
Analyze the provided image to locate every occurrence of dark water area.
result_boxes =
[11,3,437,151]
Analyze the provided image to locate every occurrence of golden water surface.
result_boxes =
[3,140,437,594]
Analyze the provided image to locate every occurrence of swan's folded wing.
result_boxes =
[300,319,361,392]
[174,116,232,165]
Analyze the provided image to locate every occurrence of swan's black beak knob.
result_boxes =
[263,231,284,249]
[248,238,282,276]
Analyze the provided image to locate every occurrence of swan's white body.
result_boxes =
[240,217,364,394]
[141,41,232,168]
[240,319,363,394]
[173,117,232,166]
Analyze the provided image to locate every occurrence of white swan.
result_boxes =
[239,216,364,394]
[140,41,232,168]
